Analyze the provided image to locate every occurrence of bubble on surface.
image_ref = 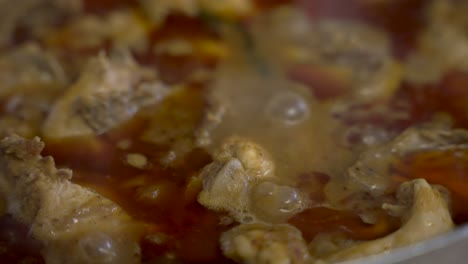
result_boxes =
[79,233,117,263]
[265,91,310,125]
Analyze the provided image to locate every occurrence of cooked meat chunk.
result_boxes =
[198,157,250,220]
[198,136,307,223]
[0,135,141,264]
[0,94,56,139]
[220,223,310,264]
[198,136,275,222]
[0,43,67,138]
[216,136,274,178]
[140,0,253,24]
[43,51,168,139]
[0,0,81,47]
[0,43,67,97]
[314,179,454,263]
[346,120,468,196]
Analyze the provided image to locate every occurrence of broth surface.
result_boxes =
[0,0,467,263]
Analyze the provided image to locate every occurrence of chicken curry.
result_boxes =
[0,0,467,263]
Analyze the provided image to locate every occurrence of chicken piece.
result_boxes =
[220,223,310,264]
[43,51,168,139]
[0,43,67,138]
[198,136,275,222]
[0,94,58,139]
[216,136,275,178]
[140,0,253,24]
[0,0,81,47]
[198,136,307,223]
[198,157,250,220]
[314,179,454,263]
[346,120,468,196]
[0,43,67,97]
[0,135,141,264]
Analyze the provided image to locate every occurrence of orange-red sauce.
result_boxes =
[42,87,233,263]
[392,148,468,224]
[0,216,44,264]
[1,0,468,263]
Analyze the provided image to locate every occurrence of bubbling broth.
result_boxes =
[0,0,467,264]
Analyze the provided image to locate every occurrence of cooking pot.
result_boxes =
[347,224,468,264]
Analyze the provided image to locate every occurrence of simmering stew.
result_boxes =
[0,0,467,263]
